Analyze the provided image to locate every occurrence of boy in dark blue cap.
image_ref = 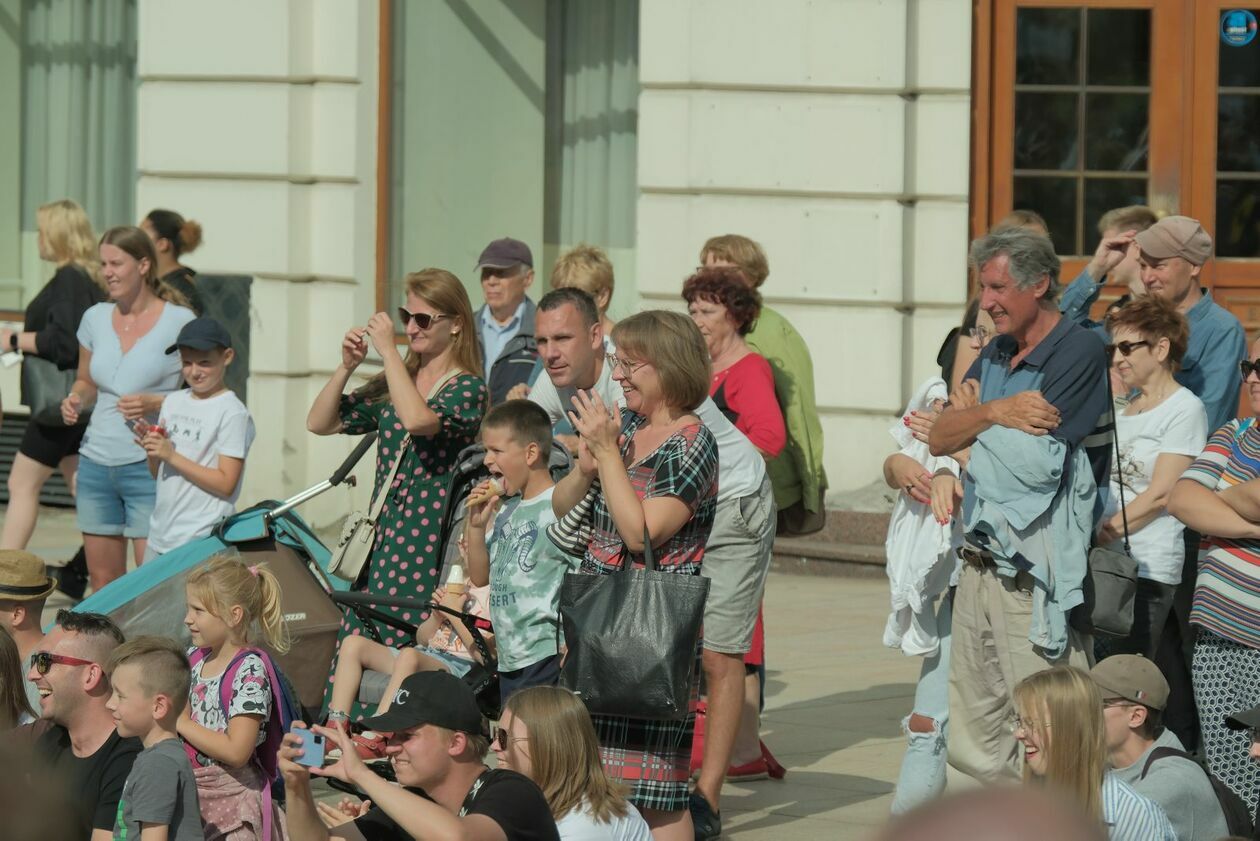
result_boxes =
[138,317,255,560]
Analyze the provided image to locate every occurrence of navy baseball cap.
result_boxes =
[475,237,533,271]
[166,317,233,354]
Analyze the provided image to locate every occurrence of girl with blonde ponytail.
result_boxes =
[180,554,290,839]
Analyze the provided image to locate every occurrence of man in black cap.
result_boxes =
[474,237,539,405]
[279,671,558,841]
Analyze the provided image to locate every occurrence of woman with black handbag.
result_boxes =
[1,199,105,553]
[560,310,719,841]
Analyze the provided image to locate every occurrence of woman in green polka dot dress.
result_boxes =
[308,268,488,712]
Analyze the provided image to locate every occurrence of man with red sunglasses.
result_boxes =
[28,610,140,841]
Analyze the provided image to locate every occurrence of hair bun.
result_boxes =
[179,220,203,254]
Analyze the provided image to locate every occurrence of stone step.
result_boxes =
[771,535,887,578]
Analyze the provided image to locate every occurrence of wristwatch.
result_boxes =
[7,332,16,350]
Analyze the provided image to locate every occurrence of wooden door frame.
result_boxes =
[1190,0,1260,288]
[972,0,1193,287]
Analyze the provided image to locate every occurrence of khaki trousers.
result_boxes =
[947,561,1090,784]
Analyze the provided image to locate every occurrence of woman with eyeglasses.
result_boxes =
[307,269,488,714]
[1014,666,1175,840]
[561,310,719,841]
[1168,333,1260,815]
[1092,298,1207,661]
[494,686,652,840]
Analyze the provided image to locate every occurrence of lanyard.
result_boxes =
[458,770,491,817]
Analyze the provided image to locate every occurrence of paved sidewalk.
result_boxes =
[23,505,916,839]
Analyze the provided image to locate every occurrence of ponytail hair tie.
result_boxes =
[248,564,260,577]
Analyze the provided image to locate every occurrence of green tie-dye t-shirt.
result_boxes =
[488,486,579,671]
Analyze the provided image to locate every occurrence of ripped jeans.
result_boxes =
[891,590,952,815]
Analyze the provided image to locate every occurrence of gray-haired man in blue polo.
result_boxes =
[930,228,1111,783]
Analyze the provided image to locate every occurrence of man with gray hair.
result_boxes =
[930,228,1111,783]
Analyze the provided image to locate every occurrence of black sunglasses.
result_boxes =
[397,308,451,330]
[1241,359,1260,381]
[1104,340,1150,358]
[29,651,94,676]
[492,726,528,752]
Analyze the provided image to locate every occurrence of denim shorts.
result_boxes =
[76,456,156,538]
[389,644,475,679]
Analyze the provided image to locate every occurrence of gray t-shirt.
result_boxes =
[113,737,203,841]
[1111,728,1229,841]
[77,301,196,466]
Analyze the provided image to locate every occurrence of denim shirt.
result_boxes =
[1059,271,1246,432]
[966,429,1096,657]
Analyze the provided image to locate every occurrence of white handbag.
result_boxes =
[327,369,460,584]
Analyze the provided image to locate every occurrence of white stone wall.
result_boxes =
[636,0,973,496]
[135,0,380,525]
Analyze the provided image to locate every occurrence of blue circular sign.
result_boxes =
[1222,9,1258,47]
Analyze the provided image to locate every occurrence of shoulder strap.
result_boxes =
[1105,351,1132,554]
[1139,746,1193,780]
[366,370,464,522]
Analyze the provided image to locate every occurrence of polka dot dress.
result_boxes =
[322,374,488,717]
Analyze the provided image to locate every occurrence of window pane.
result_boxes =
[1219,9,1260,88]
[1216,179,1260,258]
[1015,93,1079,170]
[1016,8,1081,85]
[1218,94,1260,173]
[1083,178,1148,254]
[1014,176,1078,255]
[1084,94,1149,171]
[1085,9,1150,87]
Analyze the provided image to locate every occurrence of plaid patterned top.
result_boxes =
[582,412,719,576]
[1182,417,1260,648]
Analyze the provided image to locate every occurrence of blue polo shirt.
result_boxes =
[1059,272,1245,432]
[963,314,1112,526]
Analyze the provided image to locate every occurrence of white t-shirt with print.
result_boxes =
[1103,386,1208,584]
[148,388,256,555]
[556,799,653,841]
[187,650,272,767]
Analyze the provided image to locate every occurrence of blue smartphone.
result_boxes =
[290,724,325,767]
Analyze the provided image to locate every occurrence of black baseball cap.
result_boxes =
[1226,705,1260,733]
[166,317,232,354]
[359,671,488,736]
[475,237,533,271]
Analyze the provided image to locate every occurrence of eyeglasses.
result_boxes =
[605,352,647,377]
[1102,699,1136,710]
[397,308,451,330]
[1013,716,1051,733]
[1241,359,1260,381]
[968,326,991,343]
[492,726,528,752]
[29,651,94,676]
[1104,340,1150,358]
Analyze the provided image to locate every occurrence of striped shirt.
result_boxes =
[1181,417,1260,648]
[1102,771,1176,841]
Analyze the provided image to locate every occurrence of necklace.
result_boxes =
[1131,383,1176,413]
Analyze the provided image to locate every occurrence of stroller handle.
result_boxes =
[330,432,378,486]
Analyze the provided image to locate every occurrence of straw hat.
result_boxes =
[0,550,55,601]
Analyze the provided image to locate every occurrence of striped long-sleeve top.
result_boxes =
[1102,771,1177,840]
[1181,417,1260,648]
